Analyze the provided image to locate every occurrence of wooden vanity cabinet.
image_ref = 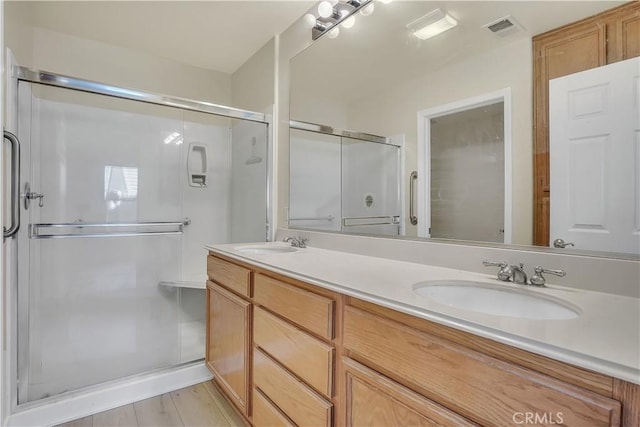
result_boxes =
[206,256,252,419]
[342,302,621,426]
[206,253,640,427]
[252,272,337,426]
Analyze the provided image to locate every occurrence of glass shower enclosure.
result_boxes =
[289,123,402,236]
[10,68,271,404]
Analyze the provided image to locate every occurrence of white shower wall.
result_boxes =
[289,129,342,232]
[16,83,262,403]
[341,138,400,236]
[230,119,269,243]
[181,112,232,283]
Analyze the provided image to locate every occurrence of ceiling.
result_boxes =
[24,1,314,74]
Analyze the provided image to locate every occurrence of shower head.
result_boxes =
[245,137,263,165]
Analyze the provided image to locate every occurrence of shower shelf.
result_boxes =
[158,281,206,290]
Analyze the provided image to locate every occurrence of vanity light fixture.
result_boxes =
[308,0,374,40]
[407,8,458,40]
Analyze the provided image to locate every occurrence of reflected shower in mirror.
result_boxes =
[288,0,639,257]
[289,124,402,236]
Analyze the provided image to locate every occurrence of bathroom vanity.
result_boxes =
[204,244,639,426]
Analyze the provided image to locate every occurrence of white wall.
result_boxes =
[2,1,33,69]
[231,38,275,113]
[3,9,231,105]
[291,96,350,130]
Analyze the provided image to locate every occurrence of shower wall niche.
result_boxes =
[16,81,269,403]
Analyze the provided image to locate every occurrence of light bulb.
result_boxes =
[342,15,355,28]
[328,27,340,38]
[302,13,317,29]
[361,3,374,16]
[317,1,333,18]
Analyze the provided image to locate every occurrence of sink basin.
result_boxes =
[413,280,580,320]
[234,245,298,255]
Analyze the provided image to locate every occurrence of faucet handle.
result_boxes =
[534,266,566,277]
[530,266,566,287]
[482,260,511,281]
[482,260,507,268]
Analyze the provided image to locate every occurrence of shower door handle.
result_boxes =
[409,171,418,226]
[3,130,21,240]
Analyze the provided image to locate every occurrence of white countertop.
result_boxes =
[206,242,640,385]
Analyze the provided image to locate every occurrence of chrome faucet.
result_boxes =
[283,236,308,248]
[510,263,528,285]
[483,261,566,287]
[482,261,527,284]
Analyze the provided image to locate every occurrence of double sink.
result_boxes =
[233,244,580,321]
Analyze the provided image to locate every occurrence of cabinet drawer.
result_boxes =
[253,387,295,427]
[344,306,621,427]
[344,358,477,427]
[254,274,334,340]
[254,348,332,427]
[207,255,251,297]
[254,306,334,397]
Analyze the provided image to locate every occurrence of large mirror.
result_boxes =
[289,0,640,257]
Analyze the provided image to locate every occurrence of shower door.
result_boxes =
[17,83,187,403]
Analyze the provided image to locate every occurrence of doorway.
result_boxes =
[417,89,512,243]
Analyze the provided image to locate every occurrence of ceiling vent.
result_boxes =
[483,15,524,37]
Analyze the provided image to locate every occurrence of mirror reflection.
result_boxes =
[289,0,639,256]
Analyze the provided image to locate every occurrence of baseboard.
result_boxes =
[6,361,213,427]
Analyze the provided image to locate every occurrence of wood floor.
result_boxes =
[56,381,244,427]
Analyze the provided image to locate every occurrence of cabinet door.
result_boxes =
[343,358,476,427]
[206,281,251,416]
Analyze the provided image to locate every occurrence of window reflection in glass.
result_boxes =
[104,166,138,210]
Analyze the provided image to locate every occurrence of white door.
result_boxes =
[549,57,640,254]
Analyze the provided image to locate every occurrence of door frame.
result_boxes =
[416,88,512,243]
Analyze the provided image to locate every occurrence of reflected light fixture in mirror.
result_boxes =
[318,1,334,18]
[361,2,374,16]
[342,15,356,28]
[407,8,458,40]
[309,0,374,39]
